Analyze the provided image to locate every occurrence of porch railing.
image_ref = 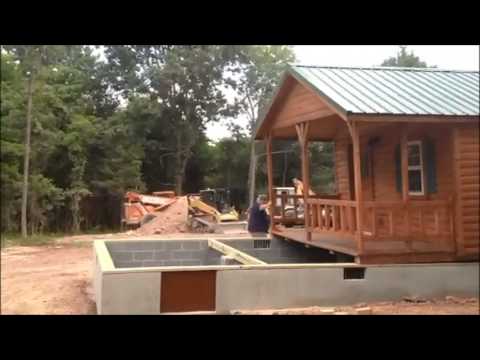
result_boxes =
[303,198,455,253]
[272,193,339,225]
[273,193,303,224]
[361,200,455,251]
[306,199,358,236]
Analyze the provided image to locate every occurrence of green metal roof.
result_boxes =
[289,65,479,116]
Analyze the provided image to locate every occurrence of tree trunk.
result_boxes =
[175,172,183,196]
[72,194,81,233]
[21,73,34,238]
[247,139,257,208]
[174,131,183,196]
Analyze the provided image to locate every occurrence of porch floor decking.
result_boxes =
[272,226,457,259]
[272,227,359,256]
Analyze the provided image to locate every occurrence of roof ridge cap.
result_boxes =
[291,64,479,73]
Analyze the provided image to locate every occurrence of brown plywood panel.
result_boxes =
[161,271,216,313]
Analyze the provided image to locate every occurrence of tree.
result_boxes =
[1,46,131,234]
[103,45,240,195]
[381,46,431,68]
[1,51,24,232]
[232,46,296,206]
[2,45,68,237]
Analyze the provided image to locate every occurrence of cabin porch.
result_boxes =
[271,194,457,263]
[263,117,459,264]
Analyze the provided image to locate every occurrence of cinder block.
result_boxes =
[115,261,143,268]
[164,242,182,250]
[112,251,133,262]
[181,260,202,266]
[142,260,164,267]
[114,261,131,268]
[197,241,209,250]
[106,241,135,252]
[133,241,163,251]
[172,250,198,260]
[163,260,182,266]
[154,251,172,260]
[133,251,154,261]
[181,241,201,250]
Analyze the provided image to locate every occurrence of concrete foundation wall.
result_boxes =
[106,240,224,268]
[215,263,479,313]
[100,272,161,314]
[219,238,345,263]
[94,239,479,314]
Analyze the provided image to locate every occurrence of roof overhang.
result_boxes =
[349,114,480,123]
[254,67,349,140]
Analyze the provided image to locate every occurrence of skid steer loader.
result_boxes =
[187,188,247,233]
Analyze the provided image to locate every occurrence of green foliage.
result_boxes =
[233,46,296,133]
[381,46,432,68]
[1,45,333,237]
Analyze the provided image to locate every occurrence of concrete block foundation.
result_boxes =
[93,237,480,314]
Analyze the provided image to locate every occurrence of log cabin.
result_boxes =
[255,65,479,264]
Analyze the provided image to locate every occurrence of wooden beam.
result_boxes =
[266,133,275,232]
[452,128,464,255]
[351,121,364,254]
[400,124,413,251]
[400,124,409,202]
[207,239,266,265]
[296,122,312,241]
[274,108,336,129]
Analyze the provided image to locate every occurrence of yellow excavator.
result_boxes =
[187,188,247,233]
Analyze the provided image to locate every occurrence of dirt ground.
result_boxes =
[1,243,96,315]
[1,238,479,315]
[233,298,480,315]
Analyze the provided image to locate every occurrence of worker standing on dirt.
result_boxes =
[247,195,271,234]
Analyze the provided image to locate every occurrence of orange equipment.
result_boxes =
[122,191,178,229]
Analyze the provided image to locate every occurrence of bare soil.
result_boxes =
[1,237,478,315]
[1,244,96,315]
[233,298,480,315]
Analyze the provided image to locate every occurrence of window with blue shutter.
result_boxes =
[395,144,402,192]
[395,140,436,195]
[423,138,437,194]
[361,149,369,178]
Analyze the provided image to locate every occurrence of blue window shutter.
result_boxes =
[361,149,369,178]
[395,144,402,192]
[423,139,437,194]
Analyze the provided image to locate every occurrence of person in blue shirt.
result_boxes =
[247,195,271,234]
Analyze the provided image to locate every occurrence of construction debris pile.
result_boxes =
[122,188,248,236]
[123,191,188,235]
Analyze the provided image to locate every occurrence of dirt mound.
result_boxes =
[135,196,189,235]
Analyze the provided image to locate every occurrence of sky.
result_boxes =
[206,45,480,141]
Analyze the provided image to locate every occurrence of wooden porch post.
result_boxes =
[400,124,409,202]
[296,122,311,242]
[351,121,364,254]
[266,133,275,232]
[400,124,412,250]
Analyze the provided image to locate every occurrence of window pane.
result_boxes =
[408,144,421,166]
[408,170,422,193]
